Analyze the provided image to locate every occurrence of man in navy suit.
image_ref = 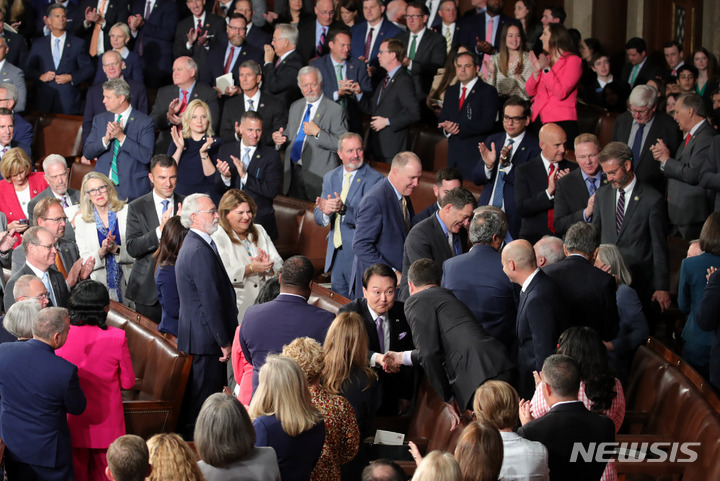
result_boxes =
[457,0,514,62]
[176,193,238,439]
[350,0,402,70]
[215,111,283,239]
[128,0,178,87]
[241,255,335,391]
[84,79,155,201]
[314,133,384,298]
[173,0,226,59]
[261,23,303,109]
[412,167,462,226]
[433,0,460,52]
[439,50,498,179]
[25,3,94,114]
[351,152,421,298]
[442,206,518,352]
[310,29,373,134]
[476,96,540,240]
[296,0,339,64]
[502,238,564,399]
[233,0,271,51]
[0,307,86,481]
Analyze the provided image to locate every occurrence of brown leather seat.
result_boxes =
[69,159,96,191]
[25,112,84,162]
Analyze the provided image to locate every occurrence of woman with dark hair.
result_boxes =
[56,280,135,481]
[678,212,720,377]
[525,23,582,145]
[483,22,533,99]
[647,76,668,112]
[694,48,719,107]
[154,216,189,337]
[514,0,541,51]
[336,0,359,27]
[579,37,601,64]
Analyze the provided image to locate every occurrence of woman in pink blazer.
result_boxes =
[525,23,582,146]
[0,148,48,247]
[56,280,135,481]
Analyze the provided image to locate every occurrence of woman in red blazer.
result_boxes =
[525,24,582,146]
[56,280,135,481]
[0,148,48,247]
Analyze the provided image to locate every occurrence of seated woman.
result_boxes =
[212,189,282,321]
[154,216,189,337]
[483,23,533,100]
[283,337,360,481]
[147,433,206,481]
[75,172,134,303]
[249,355,326,481]
[195,393,281,481]
[2,299,41,342]
[0,148,48,247]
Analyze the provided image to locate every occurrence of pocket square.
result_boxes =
[398,332,407,340]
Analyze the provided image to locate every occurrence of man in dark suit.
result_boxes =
[553,133,606,236]
[173,0,225,58]
[0,307,86,481]
[261,23,303,109]
[78,0,129,56]
[149,56,220,154]
[412,167,462,226]
[397,258,514,426]
[25,3,94,114]
[27,155,81,241]
[128,0,177,87]
[296,0,339,64]
[0,83,31,148]
[457,0,514,62]
[611,84,681,195]
[439,50,498,179]
[518,354,615,481]
[515,123,576,244]
[339,263,415,415]
[359,38,421,163]
[351,152,421,298]
[233,0,271,51]
[397,187,475,301]
[215,111,282,238]
[650,93,717,240]
[85,79,155,202]
[1,9,28,68]
[310,29,373,134]
[442,206,518,352]
[314,132,384,298]
[350,0,402,70]
[700,136,720,212]
[0,40,26,113]
[620,37,664,88]
[175,193,238,439]
[502,238,564,399]
[241,255,335,391]
[126,155,184,323]
[595,142,670,317]
[476,96,540,240]
[433,0,460,52]
[543,222,619,341]
[0,108,30,161]
[663,40,685,82]
[219,60,287,146]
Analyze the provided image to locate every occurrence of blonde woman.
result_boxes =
[75,172,133,303]
[169,99,222,197]
[249,355,325,481]
[147,433,206,481]
[412,451,461,481]
[483,23,533,99]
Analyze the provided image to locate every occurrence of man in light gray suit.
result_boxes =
[27,155,81,242]
[0,38,26,113]
[273,66,348,201]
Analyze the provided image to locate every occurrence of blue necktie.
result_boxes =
[247,99,254,111]
[290,104,313,163]
[491,171,506,208]
[42,271,57,306]
[209,239,220,257]
[161,199,169,216]
[631,122,645,164]
[52,37,61,69]
[587,177,597,196]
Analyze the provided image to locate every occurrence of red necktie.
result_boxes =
[684,133,692,147]
[547,163,556,233]
[458,86,467,111]
[224,46,235,74]
[196,18,202,35]
[364,27,374,59]
[179,90,189,113]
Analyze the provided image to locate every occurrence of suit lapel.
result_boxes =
[385,181,405,229]
[618,183,642,238]
[431,215,453,258]
[345,165,366,205]
[361,299,382,351]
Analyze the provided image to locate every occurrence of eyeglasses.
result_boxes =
[27,293,49,301]
[31,243,57,251]
[405,14,424,19]
[629,107,651,116]
[503,115,526,124]
[41,216,67,223]
[316,9,334,15]
[227,25,247,32]
[86,185,108,196]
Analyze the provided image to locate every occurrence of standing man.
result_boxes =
[126,155,184,323]
[175,193,238,439]
[433,0,460,52]
[173,0,225,58]
[27,155,81,241]
[261,24,303,109]
[351,151,421,298]
[439,50,498,179]
[128,0,178,87]
[0,39,26,113]
[412,167,463,225]
[350,0,402,71]
[84,78,155,201]
[215,111,283,238]
[274,66,348,201]
[296,0,339,63]
[78,0,130,57]
[314,132,384,298]
[0,307,86,481]
[621,37,664,88]
[458,0,514,62]
[233,0,271,51]
[663,40,685,81]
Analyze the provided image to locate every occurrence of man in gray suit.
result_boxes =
[273,66,348,201]
[27,155,81,241]
[650,93,717,240]
[0,38,26,113]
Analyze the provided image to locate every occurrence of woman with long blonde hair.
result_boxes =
[147,433,206,481]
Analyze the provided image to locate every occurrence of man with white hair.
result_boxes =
[27,155,81,240]
[175,193,237,439]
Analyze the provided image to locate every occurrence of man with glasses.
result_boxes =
[612,84,681,195]
[297,0,339,64]
[27,155,81,241]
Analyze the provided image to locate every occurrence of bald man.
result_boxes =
[515,123,577,244]
[502,239,565,399]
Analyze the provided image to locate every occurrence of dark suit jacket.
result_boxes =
[261,49,303,109]
[611,110,681,195]
[4,29,28,69]
[77,0,130,51]
[13,114,33,150]
[351,179,414,298]
[699,135,720,211]
[26,187,82,241]
[442,244,518,351]
[93,50,144,84]
[457,12,515,53]
[515,156,576,243]
[197,40,263,87]
[296,17,340,64]
[176,230,238,355]
[432,23,461,48]
[553,169,607,236]
[350,19,402,67]
[173,12,226,58]
[0,339,86,469]
[518,401,615,481]
[593,182,669,296]
[82,79,149,145]
[398,213,468,301]
[129,0,177,84]
[156,264,179,336]
[359,68,421,162]
[25,33,94,114]
[396,28,446,98]
[125,191,184,305]
[11,238,79,278]
[240,293,335,390]
[620,59,664,88]
[213,142,282,238]
[5,264,71,310]
[219,91,287,146]
[405,286,514,410]
[84,109,155,201]
[411,202,438,226]
[244,23,271,51]
[439,80,499,179]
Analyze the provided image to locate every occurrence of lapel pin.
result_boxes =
[256,154,261,158]
[33,190,37,194]
[634,196,639,201]
[356,178,361,182]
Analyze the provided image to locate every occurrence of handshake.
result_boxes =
[377,351,404,373]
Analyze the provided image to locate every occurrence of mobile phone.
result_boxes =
[18,219,28,225]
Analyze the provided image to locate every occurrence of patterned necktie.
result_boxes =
[290,104,313,163]
[447,231,456,256]
[376,316,385,353]
[224,46,236,74]
[616,188,625,234]
[247,99,254,111]
[196,18,203,35]
[333,172,353,248]
[110,114,122,185]
[505,138,515,160]
[179,90,189,113]
[377,75,390,104]
[335,64,347,109]
[444,26,452,53]
[587,177,597,196]
[364,27,374,59]
[631,122,645,163]
[53,37,61,69]
[61,196,68,208]
[317,27,326,56]
[491,171,505,208]
[209,238,220,257]
[547,163,556,233]
[458,86,467,111]
[401,197,410,231]
[144,0,152,19]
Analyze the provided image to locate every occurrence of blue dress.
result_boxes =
[168,136,223,200]
[156,264,179,337]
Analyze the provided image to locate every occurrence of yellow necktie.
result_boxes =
[401,197,410,231]
[445,27,452,54]
[333,172,353,248]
